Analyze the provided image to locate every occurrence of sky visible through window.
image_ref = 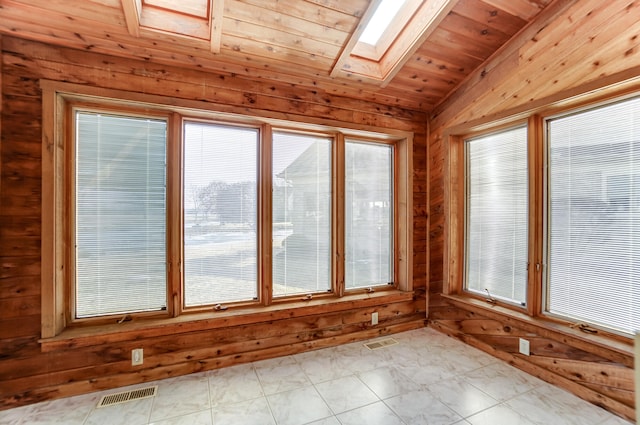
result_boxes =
[358,0,407,46]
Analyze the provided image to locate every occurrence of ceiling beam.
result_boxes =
[380,0,458,87]
[121,0,141,37]
[210,0,224,53]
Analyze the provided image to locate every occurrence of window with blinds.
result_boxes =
[547,97,640,335]
[345,141,393,289]
[465,126,528,305]
[75,112,168,318]
[272,132,332,296]
[183,122,259,306]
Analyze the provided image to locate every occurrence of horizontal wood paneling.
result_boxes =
[0,0,554,113]
[0,36,428,410]
[428,1,639,421]
[430,306,635,420]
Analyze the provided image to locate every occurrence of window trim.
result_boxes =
[40,80,413,339]
[445,80,640,343]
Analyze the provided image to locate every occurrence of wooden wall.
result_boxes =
[0,35,428,409]
[428,0,639,421]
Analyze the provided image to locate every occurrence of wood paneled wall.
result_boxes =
[428,0,639,421]
[0,36,428,409]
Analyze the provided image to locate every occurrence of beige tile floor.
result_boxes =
[0,327,633,425]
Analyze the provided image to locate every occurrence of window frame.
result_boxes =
[463,124,530,308]
[542,98,640,336]
[445,88,640,342]
[180,118,264,311]
[70,108,172,321]
[343,137,397,291]
[40,81,413,339]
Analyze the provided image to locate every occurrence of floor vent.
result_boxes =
[97,386,157,408]
[364,338,398,350]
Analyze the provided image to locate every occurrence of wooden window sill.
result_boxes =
[40,290,415,352]
[439,294,633,366]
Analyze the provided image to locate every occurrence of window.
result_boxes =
[40,82,413,338]
[546,98,640,335]
[272,132,332,297]
[450,94,640,337]
[464,127,528,305]
[345,141,394,289]
[183,122,259,306]
[75,112,168,318]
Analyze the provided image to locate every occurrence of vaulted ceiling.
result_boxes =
[0,0,555,112]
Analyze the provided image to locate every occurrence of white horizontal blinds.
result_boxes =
[75,112,167,318]
[345,141,393,289]
[272,132,332,296]
[547,97,640,335]
[183,122,258,306]
[465,126,528,305]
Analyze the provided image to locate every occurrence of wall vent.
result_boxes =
[364,338,398,350]
[97,386,157,408]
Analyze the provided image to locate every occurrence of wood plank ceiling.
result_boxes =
[0,0,554,113]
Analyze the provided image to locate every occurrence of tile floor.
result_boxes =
[0,327,633,425]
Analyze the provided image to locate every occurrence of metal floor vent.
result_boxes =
[97,386,157,408]
[364,338,398,350]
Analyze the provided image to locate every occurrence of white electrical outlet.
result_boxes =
[519,338,530,356]
[132,348,144,366]
[371,312,378,325]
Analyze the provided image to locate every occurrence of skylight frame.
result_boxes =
[143,0,210,20]
[331,0,458,86]
[121,0,224,52]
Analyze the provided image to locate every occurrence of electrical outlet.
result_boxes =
[371,312,379,325]
[519,338,530,356]
[132,348,144,366]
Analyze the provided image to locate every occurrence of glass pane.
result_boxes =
[547,98,640,335]
[183,123,258,306]
[75,112,167,318]
[272,133,331,296]
[345,141,393,289]
[465,126,528,305]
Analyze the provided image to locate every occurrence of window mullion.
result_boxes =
[168,113,183,317]
[334,133,345,297]
[261,124,273,306]
[527,115,544,316]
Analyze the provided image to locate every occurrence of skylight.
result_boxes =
[332,0,455,85]
[358,0,407,46]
